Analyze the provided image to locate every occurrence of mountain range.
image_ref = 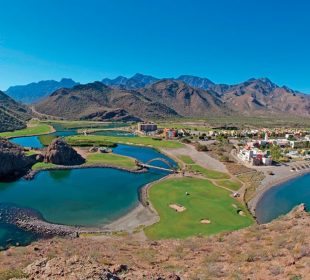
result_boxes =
[6,78,78,104]
[0,90,31,132]
[33,74,310,121]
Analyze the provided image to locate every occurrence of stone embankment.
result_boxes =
[0,204,78,237]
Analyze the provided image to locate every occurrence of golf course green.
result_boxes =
[145,177,253,239]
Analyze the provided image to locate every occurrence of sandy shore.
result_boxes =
[248,161,310,217]
[14,168,172,238]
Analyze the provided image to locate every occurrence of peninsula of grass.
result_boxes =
[65,136,116,147]
[45,120,128,130]
[65,135,184,149]
[178,155,195,164]
[145,177,253,239]
[32,153,136,171]
[0,121,53,138]
[32,162,58,170]
[186,164,230,179]
[216,179,242,191]
[85,153,136,169]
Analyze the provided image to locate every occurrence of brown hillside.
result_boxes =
[35,82,179,120]
[1,205,309,279]
[0,90,31,132]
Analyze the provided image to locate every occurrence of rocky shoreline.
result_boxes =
[1,168,167,239]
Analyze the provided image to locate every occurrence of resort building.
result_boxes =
[137,122,158,133]
[163,128,178,139]
[238,147,272,166]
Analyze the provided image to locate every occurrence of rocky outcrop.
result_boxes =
[0,138,37,181]
[44,138,85,165]
[23,256,180,280]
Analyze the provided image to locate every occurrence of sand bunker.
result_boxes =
[169,204,186,212]
[200,219,211,224]
[237,210,245,216]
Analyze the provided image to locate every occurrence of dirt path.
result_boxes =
[163,144,228,173]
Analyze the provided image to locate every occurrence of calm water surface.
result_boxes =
[255,173,310,223]
[0,168,164,227]
[1,135,175,248]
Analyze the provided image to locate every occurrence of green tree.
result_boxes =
[270,145,282,161]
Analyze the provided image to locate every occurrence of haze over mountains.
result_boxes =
[32,74,310,121]
[6,78,78,104]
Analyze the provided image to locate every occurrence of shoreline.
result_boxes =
[24,163,147,180]
[3,172,172,238]
[248,164,310,219]
[4,124,56,139]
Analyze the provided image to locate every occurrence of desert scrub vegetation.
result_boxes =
[186,164,230,179]
[0,269,27,280]
[237,171,265,203]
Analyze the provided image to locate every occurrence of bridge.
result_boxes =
[136,158,177,173]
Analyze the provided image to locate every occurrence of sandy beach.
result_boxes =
[248,160,310,217]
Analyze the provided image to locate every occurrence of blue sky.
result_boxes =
[0,0,310,92]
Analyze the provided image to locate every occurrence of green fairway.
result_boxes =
[0,121,53,138]
[32,162,58,170]
[65,136,116,147]
[45,120,129,130]
[86,153,136,169]
[65,135,184,149]
[216,179,242,191]
[186,164,230,179]
[145,177,253,239]
[178,155,195,164]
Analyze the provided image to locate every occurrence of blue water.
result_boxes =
[11,136,44,148]
[0,136,175,248]
[91,130,136,137]
[0,168,164,227]
[255,173,310,223]
[10,129,78,149]
[113,144,176,169]
[0,223,39,250]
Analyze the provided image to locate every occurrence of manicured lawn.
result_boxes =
[186,164,230,179]
[86,153,136,169]
[178,155,195,164]
[32,162,58,170]
[145,177,253,239]
[0,121,53,138]
[216,179,242,191]
[65,135,184,149]
[65,136,116,147]
[45,120,128,130]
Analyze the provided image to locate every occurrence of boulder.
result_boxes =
[0,137,37,181]
[44,138,85,165]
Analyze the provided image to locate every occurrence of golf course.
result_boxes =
[145,177,253,239]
